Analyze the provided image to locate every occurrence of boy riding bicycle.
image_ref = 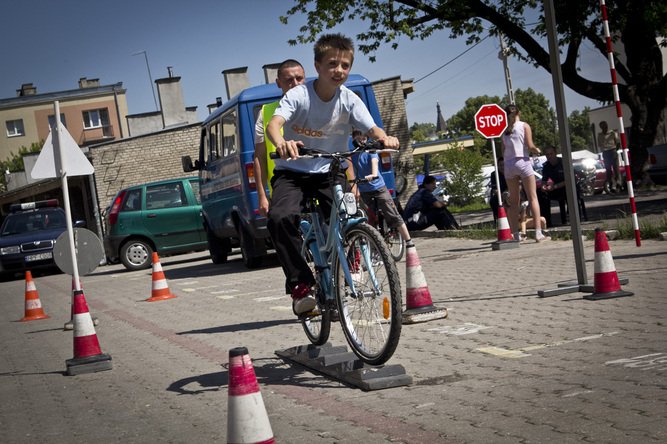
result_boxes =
[265,33,399,316]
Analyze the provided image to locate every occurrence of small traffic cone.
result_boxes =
[19,271,50,322]
[584,228,633,301]
[65,289,112,376]
[227,347,275,444]
[402,244,448,324]
[146,252,176,302]
[492,206,519,250]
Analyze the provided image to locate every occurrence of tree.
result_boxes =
[0,142,42,192]
[433,146,485,206]
[281,0,667,183]
[410,122,437,142]
[568,107,593,151]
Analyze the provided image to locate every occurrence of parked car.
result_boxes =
[0,199,85,278]
[647,143,667,185]
[103,177,207,271]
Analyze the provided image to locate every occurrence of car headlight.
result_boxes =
[0,245,21,255]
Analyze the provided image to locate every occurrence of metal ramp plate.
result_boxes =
[275,343,412,391]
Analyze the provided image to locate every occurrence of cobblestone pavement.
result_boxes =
[0,234,665,443]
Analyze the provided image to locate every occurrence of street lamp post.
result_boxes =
[132,50,159,111]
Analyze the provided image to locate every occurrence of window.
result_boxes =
[82,108,110,129]
[146,182,187,210]
[121,189,142,211]
[221,110,238,157]
[48,114,67,130]
[189,179,201,204]
[6,119,24,137]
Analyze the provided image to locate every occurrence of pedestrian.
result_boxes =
[500,104,549,242]
[254,59,306,216]
[266,33,399,316]
[351,130,413,248]
[402,175,459,231]
[597,121,620,193]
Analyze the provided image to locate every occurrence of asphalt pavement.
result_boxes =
[1,212,666,443]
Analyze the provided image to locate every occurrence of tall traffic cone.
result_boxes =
[146,252,176,302]
[227,347,274,444]
[19,271,50,322]
[65,289,112,376]
[584,228,633,301]
[492,206,519,250]
[402,244,448,324]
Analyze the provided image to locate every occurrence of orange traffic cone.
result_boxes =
[227,347,274,444]
[146,252,176,302]
[402,244,448,324]
[20,271,50,322]
[65,289,112,375]
[492,206,519,250]
[584,228,633,300]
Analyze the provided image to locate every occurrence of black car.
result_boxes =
[0,200,84,278]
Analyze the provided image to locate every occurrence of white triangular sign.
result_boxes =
[31,126,94,179]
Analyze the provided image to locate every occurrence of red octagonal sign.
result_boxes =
[474,104,508,139]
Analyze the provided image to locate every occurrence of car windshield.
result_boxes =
[1,210,66,236]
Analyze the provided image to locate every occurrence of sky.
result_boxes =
[1,0,612,129]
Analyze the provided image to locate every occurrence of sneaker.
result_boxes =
[535,233,551,242]
[291,283,317,315]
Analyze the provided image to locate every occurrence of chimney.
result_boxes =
[167,66,174,78]
[156,68,187,127]
[262,63,281,85]
[16,83,37,96]
[79,77,100,88]
[222,67,249,100]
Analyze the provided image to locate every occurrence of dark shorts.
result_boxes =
[360,187,403,228]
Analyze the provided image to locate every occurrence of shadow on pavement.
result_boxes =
[177,319,296,335]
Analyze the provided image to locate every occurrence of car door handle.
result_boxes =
[146,213,158,218]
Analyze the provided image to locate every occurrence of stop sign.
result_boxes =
[474,104,508,139]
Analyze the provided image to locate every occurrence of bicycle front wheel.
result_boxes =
[382,218,405,262]
[335,223,402,365]
[301,243,331,345]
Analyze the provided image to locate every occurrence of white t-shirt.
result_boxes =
[272,80,376,173]
[501,120,530,159]
[254,110,265,144]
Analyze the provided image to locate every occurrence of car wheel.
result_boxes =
[120,239,153,271]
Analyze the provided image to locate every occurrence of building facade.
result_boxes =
[0,78,129,162]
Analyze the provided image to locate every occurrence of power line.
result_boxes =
[414,34,491,83]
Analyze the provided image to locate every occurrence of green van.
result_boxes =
[103,177,207,270]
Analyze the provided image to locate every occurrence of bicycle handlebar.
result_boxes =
[268,140,398,160]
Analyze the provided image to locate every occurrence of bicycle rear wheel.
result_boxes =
[381,218,405,262]
[301,244,331,345]
[334,223,402,365]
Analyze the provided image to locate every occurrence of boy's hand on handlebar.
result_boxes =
[276,140,304,160]
[376,135,399,149]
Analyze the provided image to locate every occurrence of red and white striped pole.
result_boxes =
[600,0,641,246]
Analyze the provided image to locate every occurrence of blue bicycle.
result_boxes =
[273,142,402,365]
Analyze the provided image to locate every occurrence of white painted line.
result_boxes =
[254,295,285,302]
[478,331,619,359]
[211,289,240,294]
[427,323,491,336]
[270,306,292,312]
[215,295,235,300]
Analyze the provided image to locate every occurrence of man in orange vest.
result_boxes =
[253,59,306,216]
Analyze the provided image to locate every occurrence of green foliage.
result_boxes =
[567,107,593,151]
[410,122,436,142]
[434,146,485,206]
[511,89,558,150]
[0,142,42,192]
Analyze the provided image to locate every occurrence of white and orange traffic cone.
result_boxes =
[227,347,274,444]
[402,244,448,324]
[584,228,633,301]
[492,206,519,250]
[65,289,112,376]
[146,252,176,302]
[19,271,50,322]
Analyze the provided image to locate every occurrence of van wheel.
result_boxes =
[239,226,262,269]
[207,227,229,264]
[120,239,153,271]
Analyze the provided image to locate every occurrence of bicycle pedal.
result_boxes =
[298,309,320,320]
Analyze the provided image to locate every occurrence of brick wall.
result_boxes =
[88,123,200,207]
[372,77,417,203]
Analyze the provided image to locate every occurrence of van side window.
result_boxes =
[121,189,142,211]
[209,123,220,161]
[146,183,187,210]
[221,110,237,157]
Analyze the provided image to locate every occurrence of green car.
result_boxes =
[103,177,207,270]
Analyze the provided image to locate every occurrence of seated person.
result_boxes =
[538,146,587,226]
[488,157,508,223]
[402,175,459,231]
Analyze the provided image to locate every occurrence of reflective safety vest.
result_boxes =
[262,100,280,194]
